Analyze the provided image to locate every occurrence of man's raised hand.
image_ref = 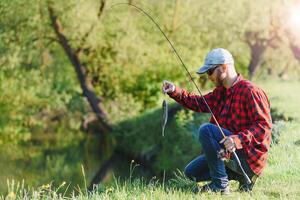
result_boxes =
[162,80,175,94]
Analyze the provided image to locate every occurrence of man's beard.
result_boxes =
[214,70,225,87]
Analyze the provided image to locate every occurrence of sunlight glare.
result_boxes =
[290,8,300,28]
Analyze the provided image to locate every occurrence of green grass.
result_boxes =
[2,78,300,199]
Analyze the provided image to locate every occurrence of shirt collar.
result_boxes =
[226,74,243,93]
[232,74,243,87]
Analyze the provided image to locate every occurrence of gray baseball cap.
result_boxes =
[197,48,234,74]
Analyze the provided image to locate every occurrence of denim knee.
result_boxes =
[198,123,212,141]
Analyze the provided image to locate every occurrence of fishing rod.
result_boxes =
[111,3,251,185]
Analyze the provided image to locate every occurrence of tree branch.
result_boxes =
[47,3,112,133]
[76,0,106,53]
[98,0,106,19]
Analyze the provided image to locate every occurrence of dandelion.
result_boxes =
[106,187,114,193]
[41,184,50,190]
[6,191,16,199]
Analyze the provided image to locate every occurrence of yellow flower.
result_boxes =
[106,187,114,193]
[41,183,50,189]
[6,191,16,199]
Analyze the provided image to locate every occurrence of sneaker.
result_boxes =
[194,183,230,195]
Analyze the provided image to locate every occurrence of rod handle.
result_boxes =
[232,152,251,184]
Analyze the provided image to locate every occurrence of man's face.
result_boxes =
[207,65,225,87]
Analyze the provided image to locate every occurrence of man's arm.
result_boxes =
[168,86,219,113]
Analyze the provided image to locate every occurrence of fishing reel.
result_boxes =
[217,148,230,162]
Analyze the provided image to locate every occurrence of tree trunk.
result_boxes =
[244,14,280,80]
[290,43,300,63]
[47,3,112,134]
[248,44,265,80]
[88,153,117,191]
[88,104,182,187]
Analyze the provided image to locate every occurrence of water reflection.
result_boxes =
[0,133,108,194]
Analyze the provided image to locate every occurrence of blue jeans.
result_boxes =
[184,123,254,189]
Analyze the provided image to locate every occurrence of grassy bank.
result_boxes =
[2,78,300,200]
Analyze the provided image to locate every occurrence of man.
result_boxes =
[162,48,272,194]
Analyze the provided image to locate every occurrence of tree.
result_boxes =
[47,1,112,134]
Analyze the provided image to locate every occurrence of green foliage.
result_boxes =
[1,0,299,142]
[270,106,294,145]
[168,169,197,191]
[271,120,285,145]
[1,0,300,197]
[114,103,210,173]
[0,0,87,144]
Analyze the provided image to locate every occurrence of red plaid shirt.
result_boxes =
[169,75,272,175]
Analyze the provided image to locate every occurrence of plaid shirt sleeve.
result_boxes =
[168,86,222,113]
